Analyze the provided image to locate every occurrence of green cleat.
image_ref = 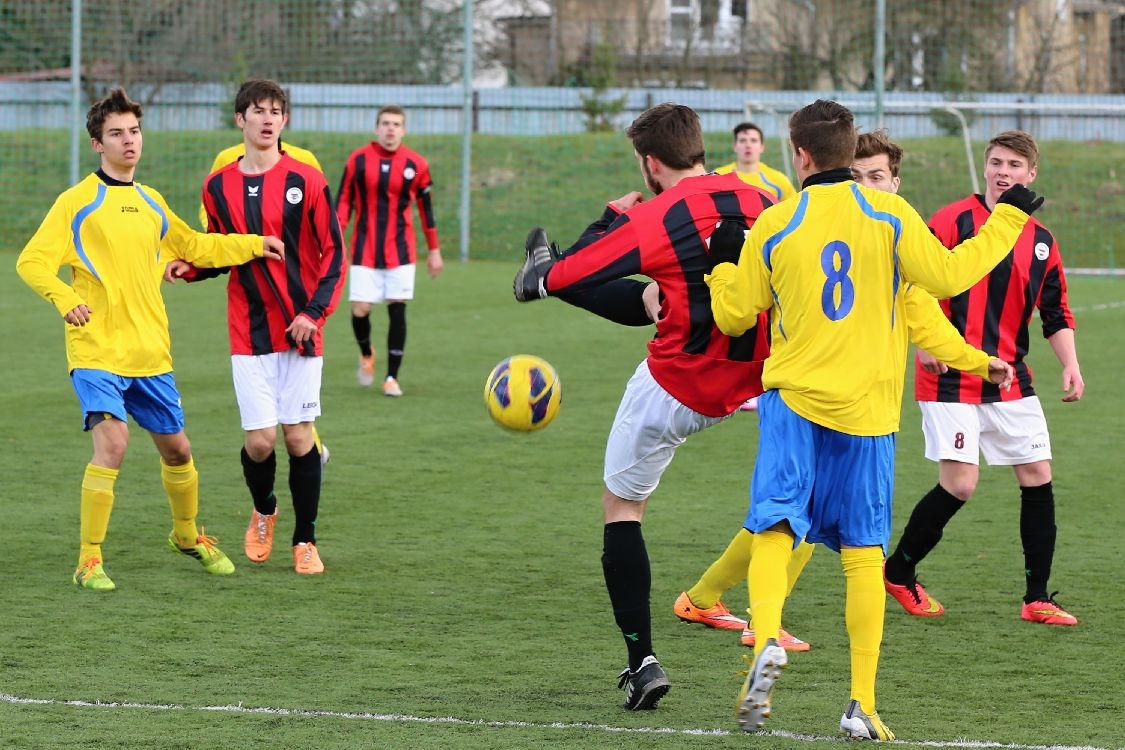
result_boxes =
[168,527,235,575]
[73,557,116,591]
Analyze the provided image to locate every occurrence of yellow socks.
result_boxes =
[687,528,754,608]
[786,540,815,597]
[747,529,794,655]
[842,546,886,715]
[162,458,199,546]
[79,464,118,566]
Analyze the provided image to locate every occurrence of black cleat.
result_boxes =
[617,656,671,710]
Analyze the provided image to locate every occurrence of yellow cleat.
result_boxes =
[73,557,116,591]
[169,527,235,575]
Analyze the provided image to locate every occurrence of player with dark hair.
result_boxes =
[883,130,1083,626]
[708,99,1037,738]
[714,121,796,203]
[181,78,345,575]
[195,113,330,467]
[17,87,285,590]
[337,104,442,397]
[514,102,775,711]
[674,128,1008,657]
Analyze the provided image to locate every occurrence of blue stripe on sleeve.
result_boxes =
[850,184,904,327]
[134,185,169,240]
[71,183,107,282]
[761,193,808,341]
[759,173,783,201]
[761,191,808,272]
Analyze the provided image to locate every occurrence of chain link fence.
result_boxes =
[2,0,1124,265]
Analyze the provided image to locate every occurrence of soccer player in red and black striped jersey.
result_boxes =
[514,103,774,711]
[884,130,1084,626]
[193,79,345,575]
[337,105,442,397]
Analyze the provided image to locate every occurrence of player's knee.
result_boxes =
[942,478,977,502]
[244,432,276,462]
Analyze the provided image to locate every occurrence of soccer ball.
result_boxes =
[484,354,561,432]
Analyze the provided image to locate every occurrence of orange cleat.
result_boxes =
[741,625,811,652]
[293,542,324,575]
[673,591,747,630]
[1021,594,1078,626]
[244,509,277,563]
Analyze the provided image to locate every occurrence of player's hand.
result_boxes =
[261,236,285,261]
[996,184,1044,215]
[64,304,92,326]
[287,313,319,346]
[917,349,948,375]
[707,219,748,268]
[427,248,444,279]
[1060,363,1084,402]
[641,282,663,323]
[608,191,645,213]
[987,358,1014,390]
[514,227,559,302]
[163,259,192,283]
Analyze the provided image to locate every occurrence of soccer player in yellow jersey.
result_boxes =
[713,121,796,203]
[707,100,1042,739]
[675,129,1010,657]
[16,88,285,592]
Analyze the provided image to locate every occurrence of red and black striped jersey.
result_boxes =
[336,142,438,269]
[202,154,346,356]
[915,194,1075,404]
[546,172,773,418]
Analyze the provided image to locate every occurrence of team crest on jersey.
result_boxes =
[404,167,416,180]
[286,187,304,205]
[1034,242,1049,261]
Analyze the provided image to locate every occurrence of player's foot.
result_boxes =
[168,528,235,575]
[293,542,325,574]
[383,376,403,397]
[884,564,944,616]
[73,557,116,591]
[673,591,747,630]
[741,625,811,652]
[357,354,375,387]
[616,655,670,710]
[243,508,277,563]
[737,639,787,732]
[740,397,759,412]
[840,699,895,741]
[1021,593,1078,626]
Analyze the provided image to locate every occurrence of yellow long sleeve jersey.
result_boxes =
[707,179,1028,436]
[714,161,797,202]
[17,172,265,377]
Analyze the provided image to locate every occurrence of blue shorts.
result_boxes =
[743,390,896,553]
[71,369,186,435]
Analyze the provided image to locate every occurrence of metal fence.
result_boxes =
[2,0,1124,267]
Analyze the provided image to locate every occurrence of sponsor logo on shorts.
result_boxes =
[302,401,318,409]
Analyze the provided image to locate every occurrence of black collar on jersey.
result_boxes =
[96,168,133,187]
[801,167,854,190]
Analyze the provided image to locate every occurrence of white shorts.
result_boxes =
[231,351,323,431]
[349,264,416,303]
[604,360,731,501]
[919,397,1051,466]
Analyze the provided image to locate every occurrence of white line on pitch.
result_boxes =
[1,693,1119,750]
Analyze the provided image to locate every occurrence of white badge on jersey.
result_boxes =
[286,187,304,205]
